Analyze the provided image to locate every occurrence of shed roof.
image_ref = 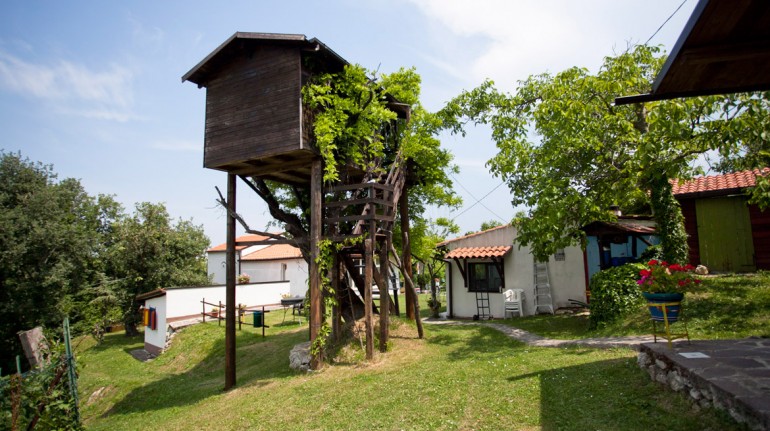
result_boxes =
[136,288,166,301]
[672,168,769,198]
[241,243,303,261]
[444,246,512,260]
[182,32,347,87]
[615,0,770,105]
[582,220,657,236]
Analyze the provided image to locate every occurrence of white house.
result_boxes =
[439,224,586,319]
[137,281,290,355]
[207,234,309,298]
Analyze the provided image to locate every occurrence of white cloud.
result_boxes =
[404,0,695,90]
[0,51,135,121]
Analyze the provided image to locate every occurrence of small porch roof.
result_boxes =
[444,246,512,260]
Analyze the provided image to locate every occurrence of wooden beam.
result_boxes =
[400,183,415,320]
[378,235,390,353]
[364,227,374,360]
[309,159,323,370]
[453,258,468,287]
[224,173,236,390]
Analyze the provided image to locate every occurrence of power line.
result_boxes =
[449,175,507,222]
[645,0,689,46]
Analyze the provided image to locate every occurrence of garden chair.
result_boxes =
[503,289,524,318]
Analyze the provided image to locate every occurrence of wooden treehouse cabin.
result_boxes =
[183,32,420,385]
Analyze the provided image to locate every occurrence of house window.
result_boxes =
[467,262,503,292]
[554,248,566,261]
[281,263,287,281]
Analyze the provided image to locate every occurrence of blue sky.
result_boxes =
[1,0,697,246]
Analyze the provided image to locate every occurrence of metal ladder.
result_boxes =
[534,262,554,314]
[475,291,491,320]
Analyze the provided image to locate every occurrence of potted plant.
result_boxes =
[637,260,701,322]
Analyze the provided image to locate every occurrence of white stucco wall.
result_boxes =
[241,259,308,297]
[143,295,167,354]
[142,281,290,354]
[445,225,586,318]
[165,282,290,319]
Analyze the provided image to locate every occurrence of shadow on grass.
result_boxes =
[427,324,522,361]
[503,357,739,430]
[101,323,306,417]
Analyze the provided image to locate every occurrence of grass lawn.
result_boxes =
[78,304,742,430]
[500,271,770,340]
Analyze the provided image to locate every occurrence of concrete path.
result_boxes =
[423,318,656,350]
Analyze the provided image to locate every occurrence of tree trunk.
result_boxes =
[648,172,689,264]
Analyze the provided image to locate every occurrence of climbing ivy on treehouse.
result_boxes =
[303,65,398,183]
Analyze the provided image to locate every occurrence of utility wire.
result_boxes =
[449,176,507,222]
[645,0,689,46]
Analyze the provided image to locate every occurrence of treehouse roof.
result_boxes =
[182,32,347,87]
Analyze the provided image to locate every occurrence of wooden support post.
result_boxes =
[378,235,390,352]
[309,159,323,369]
[331,250,341,342]
[399,184,415,319]
[364,222,375,360]
[224,173,236,390]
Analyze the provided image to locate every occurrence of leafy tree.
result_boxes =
[409,217,458,317]
[105,202,210,336]
[440,45,770,262]
[0,151,119,371]
[480,220,503,231]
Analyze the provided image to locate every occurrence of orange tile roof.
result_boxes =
[206,234,271,252]
[241,243,303,261]
[437,224,510,247]
[444,246,512,260]
[672,168,769,197]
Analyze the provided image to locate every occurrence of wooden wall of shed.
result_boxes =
[679,199,701,266]
[203,45,302,169]
[749,204,770,270]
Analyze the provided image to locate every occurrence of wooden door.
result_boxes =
[696,197,755,272]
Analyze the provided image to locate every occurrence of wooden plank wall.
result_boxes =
[204,45,302,169]
[678,198,701,266]
[749,204,770,270]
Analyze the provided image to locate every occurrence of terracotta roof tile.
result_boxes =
[206,234,272,252]
[672,168,769,197]
[437,224,510,247]
[444,246,512,260]
[241,243,303,261]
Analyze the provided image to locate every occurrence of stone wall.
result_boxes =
[637,345,766,430]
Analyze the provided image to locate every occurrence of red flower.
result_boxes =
[640,269,652,277]
[648,259,658,266]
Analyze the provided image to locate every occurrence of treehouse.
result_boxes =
[183,32,420,381]
[182,32,409,185]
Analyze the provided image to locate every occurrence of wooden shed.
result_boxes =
[182,32,347,184]
[673,168,770,272]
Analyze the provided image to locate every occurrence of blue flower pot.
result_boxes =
[643,292,684,322]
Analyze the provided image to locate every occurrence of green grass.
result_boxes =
[78,305,742,430]
[500,271,770,340]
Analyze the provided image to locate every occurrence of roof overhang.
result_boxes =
[615,0,770,105]
[181,32,347,87]
[444,246,512,260]
[136,288,167,302]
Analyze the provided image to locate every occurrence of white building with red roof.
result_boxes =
[206,234,308,298]
[438,224,586,318]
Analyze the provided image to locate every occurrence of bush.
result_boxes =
[588,263,645,329]
[638,244,663,262]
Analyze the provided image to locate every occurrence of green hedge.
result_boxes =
[588,263,645,329]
